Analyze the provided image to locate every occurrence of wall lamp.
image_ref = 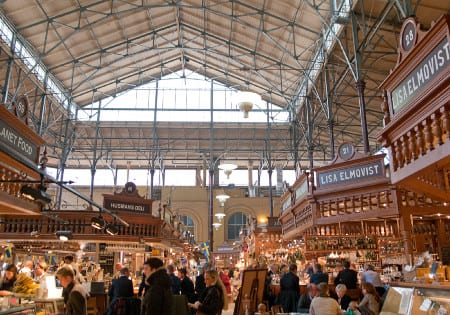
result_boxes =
[20,185,52,205]
[56,230,73,241]
[91,214,106,230]
[104,217,119,236]
[105,223,119,236]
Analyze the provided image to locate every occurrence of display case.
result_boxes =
[0,306,35,315]
[381,283,450,315]
[34,298,64,315]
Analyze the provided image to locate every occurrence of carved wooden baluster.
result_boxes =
[376,192,381,208]
[415,123,425,156]
[423,118,434,152]
[390,145,398,171]
[381,90,390,126]
[6,170,12,194]
[0,168,5,192]
[328,199,332,217]
[350,196,355,213]
[402,134,411,164]
[396,138,404,168]
[441,105,450,141]
[431,111,443,146]
[407,129,418,160]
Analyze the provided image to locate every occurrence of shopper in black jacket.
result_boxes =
[141,258,173,315]
[334,260,358,289]
[56,265,89,315]
[109,267,134,299]
[277,264,300,312]
[179,268,195,303]
[188,269,227,315]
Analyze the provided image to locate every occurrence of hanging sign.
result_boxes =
[317,159,384,187]
[0,105,44,164]
[391,39,450,113]
[103,196,152,213]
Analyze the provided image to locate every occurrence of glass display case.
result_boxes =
[34,298,64,315]
[0,306,35,315]
[381,283,450,315]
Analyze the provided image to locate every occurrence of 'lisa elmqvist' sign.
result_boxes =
[317,160,384,187]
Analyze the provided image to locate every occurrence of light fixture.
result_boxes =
[218,163,238,179]
[20,185,52,205]
[212,222,222,231]
[30,230,40,238]
[56,230,73,241]
[105,222,119,236]
[215,213,226,222]
[235,91,261,118]
[91,215,106,230]
[216,190,230,207]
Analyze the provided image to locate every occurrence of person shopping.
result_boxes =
[0,264,17,296]
[56,265,89,315]
[188,269,227,315]
[141,258,172,315]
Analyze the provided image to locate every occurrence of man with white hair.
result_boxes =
[19,260,34,278]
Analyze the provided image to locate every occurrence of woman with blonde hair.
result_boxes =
[188,269,228,315]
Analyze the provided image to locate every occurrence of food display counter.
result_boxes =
[381,282,450,314]
[34,298,64,315]
[0,306,35,315]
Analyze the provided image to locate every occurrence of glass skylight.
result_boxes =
[78,70,289,123]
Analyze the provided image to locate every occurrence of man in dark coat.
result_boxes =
[56,265,89,315]
[277,264,300,312]
[310,263,329,285]
[297,283,317,313]
[334,260,358,289]
[109,267,134,299]
[141,258,173,315]
[179,268,195,303]
[167,264,181,295]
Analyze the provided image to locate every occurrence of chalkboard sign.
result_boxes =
[442,247,450,265]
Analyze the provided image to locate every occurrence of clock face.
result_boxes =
[401,19,416,52]
[338,143,355,160]
[15,96,28,118]
[125,182,136,194]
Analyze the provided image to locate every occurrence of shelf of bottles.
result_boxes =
[98,243,114,276]
[304,220,399,238]
[302,220,401,271]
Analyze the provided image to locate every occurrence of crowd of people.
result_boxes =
[0,255,388,315]
[267,260,385,315]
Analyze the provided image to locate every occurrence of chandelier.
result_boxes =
[218,163,237,179]
[235,91,262,118]
[216,190,230,207]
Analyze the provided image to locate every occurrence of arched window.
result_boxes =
[227,212,248,240]
[179,215,195,240]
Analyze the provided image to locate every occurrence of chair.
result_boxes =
[108,297,141,315]
[271,304,284,315]
[87,297,98,315]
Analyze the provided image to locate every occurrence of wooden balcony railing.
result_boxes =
[0,210,167,242]
[315,187,399,224]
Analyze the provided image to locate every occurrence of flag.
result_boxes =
[200,241,210,260]
[5,245,12,258]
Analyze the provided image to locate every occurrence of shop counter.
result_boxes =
[0,306,35,315]
[89,292,107,315]
[34,297,64,315]
[381,282,450,314]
